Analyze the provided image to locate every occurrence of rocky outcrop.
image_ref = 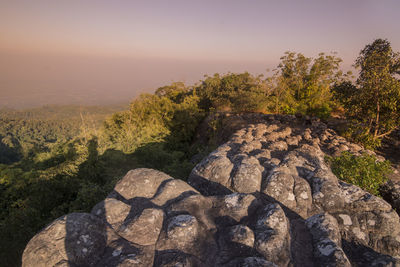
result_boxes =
[23,115,400,266]
[381,180,400,213]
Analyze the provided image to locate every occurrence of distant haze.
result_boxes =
[1,0,399,108]
[0,51,274,108]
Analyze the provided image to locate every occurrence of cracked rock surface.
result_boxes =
[23,115,400,266]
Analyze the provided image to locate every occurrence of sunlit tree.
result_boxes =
[271,51,348,117]
[334,39,400,141]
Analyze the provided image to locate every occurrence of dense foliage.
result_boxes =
[269,52,351,118]
[196,72,270,112]
[326,152,392,195]
[0,105,125,164]
[0,106,125,266]
[0,39,399,266]
[333,39,400,148]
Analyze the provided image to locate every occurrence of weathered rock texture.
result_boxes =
[381,180,400,213]
[23,115,400,266]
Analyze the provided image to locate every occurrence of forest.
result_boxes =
[1,39,400,266]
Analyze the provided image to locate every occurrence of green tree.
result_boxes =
[104,94,175,152]
[196,72,270,112]
[104,83,204,153]
[155,82,187,103]
[271,51,349,117]
[334,39,400,141]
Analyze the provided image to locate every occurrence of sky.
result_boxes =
[1,0,399,108]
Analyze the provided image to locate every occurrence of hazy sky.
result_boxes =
[1,0,399,108]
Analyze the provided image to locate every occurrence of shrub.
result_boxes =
[306,103,332,120]
[326,151,392,195]
[340,124,382,150]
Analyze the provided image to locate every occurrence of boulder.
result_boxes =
[380,180,400,213]
[22,213,107,267]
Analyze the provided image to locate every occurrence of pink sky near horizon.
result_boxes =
[1,0,399,108]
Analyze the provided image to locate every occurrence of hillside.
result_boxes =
[23,115,400,266]
[0,104,126,163]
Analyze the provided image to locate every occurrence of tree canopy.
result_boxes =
[270,51,350,118]
[334,39,400,143]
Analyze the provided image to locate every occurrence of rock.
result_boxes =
[348,143,362,153]
[156,214,203,258]
[306,213,351,267]
[167,194,215,230]
[23,117,400,267]
[380,180,400,213]
[117,208,164,246]
[303,128,313,141]
[212,193,260,224]
[227,224,255,248]
[268,140,288,151]
[153,250,203,267]
[113,168,173,200]
[292,175,313,218]
[187,120,400,265]
[91,198,131,230]
[231,156,263,193]
[217,225,255,263]
[338,182,400,256]
[286,136,300,146]
[263,172,297,210]
[150,179,199,206]
[188,152,234,196]
[97,239,155,267]
[222,257,277,267]
[22,213,107,267]
[239,140,262,154]
[254,204,291,266]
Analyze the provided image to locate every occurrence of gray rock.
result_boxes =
[228,224,255,248]
[222,257,277,267]
[188,153,234,196]
[159,214,199,252]
[22,213,107,267]
[337,182,400,257]
[91,198,131,230]
[113,168,173,200]
[96,239,155,267]
[293,175,313,218]
[262,171,297,210]
[268,140,288,151]
[118,208,164,246]
[286,136,300,146]
[153,251,203,267]
[231,156,263,193]
[381,180,400,213]
[306,213,351,267]
[167,194,215,230]
[212,193,260,224]
[151,179,199,206]
[254,204,291,266]
[216,224,255,263]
